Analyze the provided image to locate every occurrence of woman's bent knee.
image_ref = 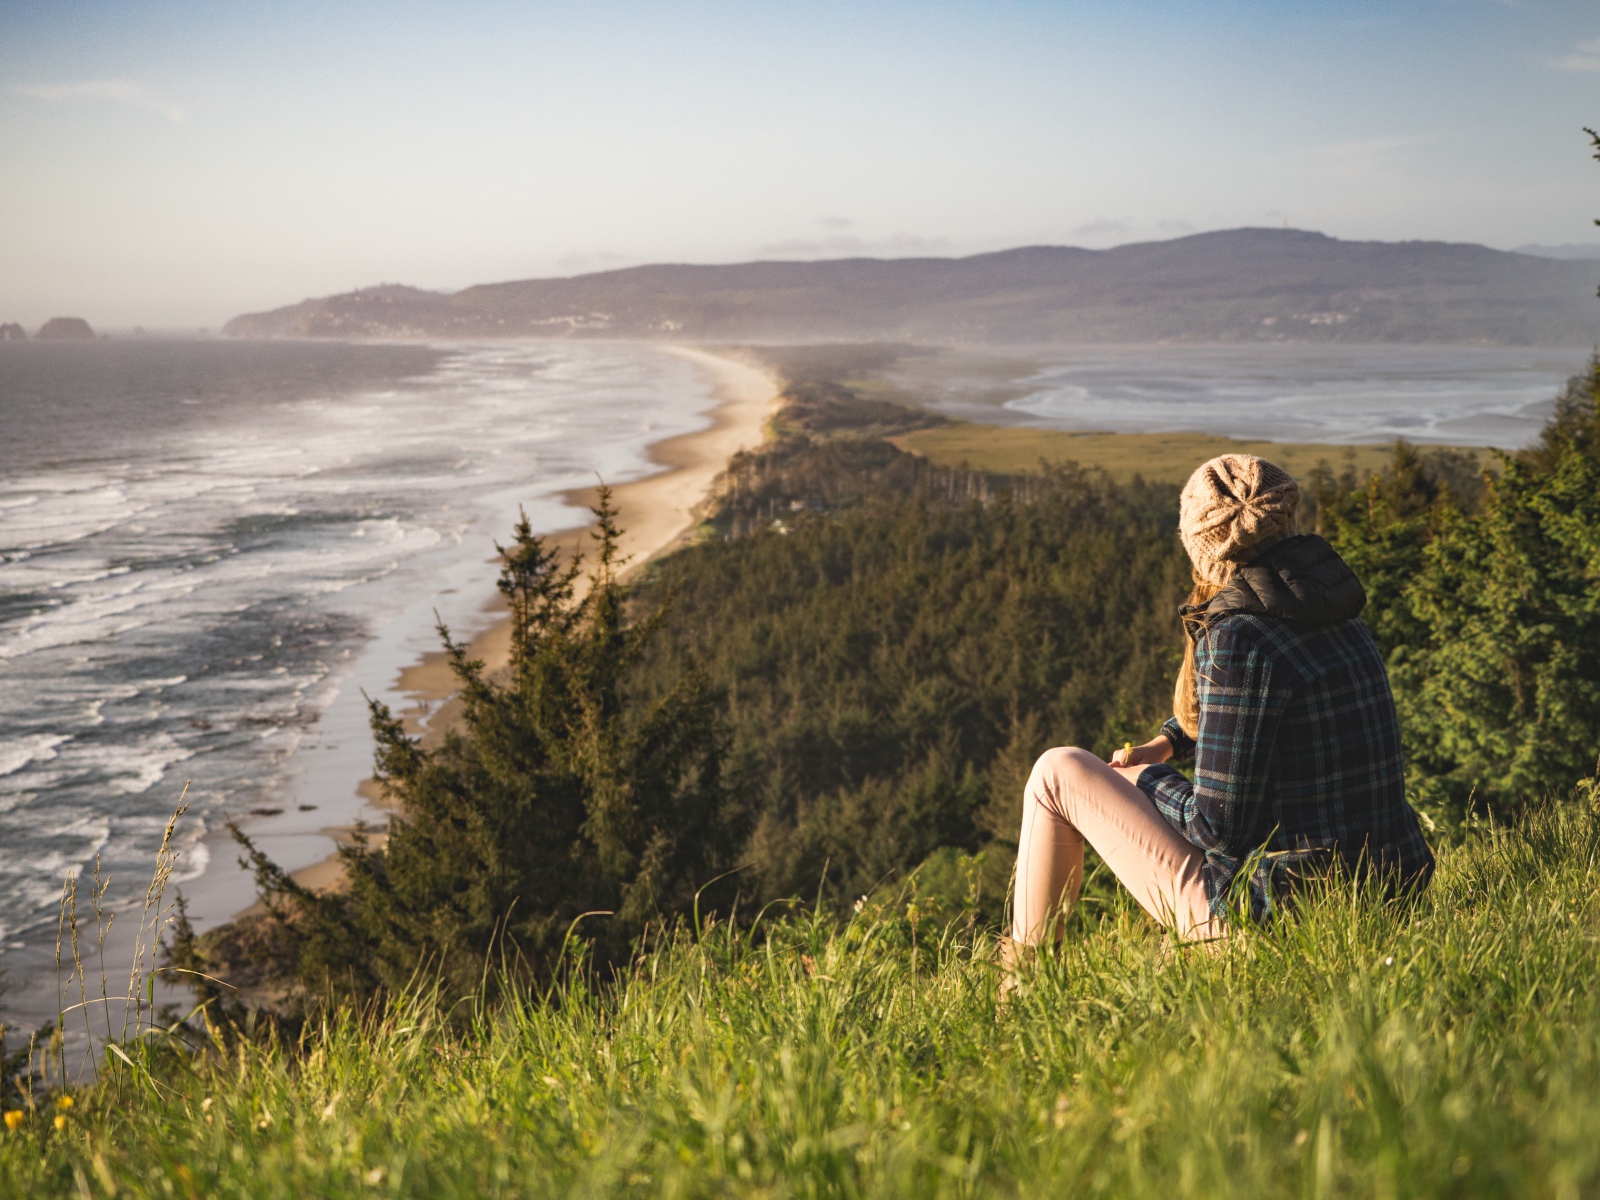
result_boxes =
[1031,746,1099,785]
[1026,747,1103,819]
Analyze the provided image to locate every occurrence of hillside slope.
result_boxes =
[224,228,1600,346]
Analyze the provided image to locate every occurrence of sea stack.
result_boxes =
[36,316,95,339]
[0,322,26,340]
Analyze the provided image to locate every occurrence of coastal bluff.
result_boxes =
[223,227,1600,346]
[36,316,96,339]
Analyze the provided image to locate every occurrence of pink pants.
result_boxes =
[1012,747,1220,944]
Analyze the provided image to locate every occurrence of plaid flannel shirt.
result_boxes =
[1137,613,1434,920]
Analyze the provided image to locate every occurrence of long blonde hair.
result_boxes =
[1174,578,1225,738]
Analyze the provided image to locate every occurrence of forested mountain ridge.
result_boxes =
[222,228,1600,346]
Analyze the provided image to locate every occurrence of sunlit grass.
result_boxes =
[890,423,1487,485]
[4,787,1600,1197]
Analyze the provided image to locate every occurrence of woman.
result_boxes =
[1008,454,1434,952]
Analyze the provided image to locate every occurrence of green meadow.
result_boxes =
[890,422,1489,486]
[4,789,1600,1197]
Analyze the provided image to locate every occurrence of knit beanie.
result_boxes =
[1178,454,1301,585]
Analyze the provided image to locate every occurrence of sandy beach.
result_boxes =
[257,345,781,901]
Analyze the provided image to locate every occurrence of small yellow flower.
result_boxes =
[3,1110,24,1131]
[55,1095,74,1111]
[53,1115,67,1132]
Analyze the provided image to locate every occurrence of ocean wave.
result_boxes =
[0,733,70,778]
[55,733,195,798]
[0,818,114,918]
[169,836,210,885]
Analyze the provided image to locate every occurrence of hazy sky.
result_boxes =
[2,0,1598,327]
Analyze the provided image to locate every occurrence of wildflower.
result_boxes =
[55,1095,74,1111]
[53,1115,67,1132]
[3,1110,24,1131]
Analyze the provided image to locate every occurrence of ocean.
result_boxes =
[0,336,1587,1036]
[0,338,723,1032]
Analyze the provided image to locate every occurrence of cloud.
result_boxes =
[13,79,185,121]
[1552,36,1600,72]
[1071,218,1130,240]
[1157,219,1196,236]
[757,233,951,258]
[817,216,854,229]
[556,250,632,271]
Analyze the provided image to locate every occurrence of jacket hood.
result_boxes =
[1183,534,1366,631]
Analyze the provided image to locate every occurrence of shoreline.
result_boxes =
[239,345,782,906]
[390,346,778,713]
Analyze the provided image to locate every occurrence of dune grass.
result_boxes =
[5,787,1600,1197]
[889,423,1490,485]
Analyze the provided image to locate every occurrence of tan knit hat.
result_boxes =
[1178,454,1300,585]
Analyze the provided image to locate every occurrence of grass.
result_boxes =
[4,785,1600,1197]
[890,423,1492,485]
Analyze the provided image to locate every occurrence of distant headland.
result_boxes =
[35,317,96,339]
[223,228,1600,347]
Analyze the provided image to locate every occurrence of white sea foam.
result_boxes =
[0,733,70,777]
[169,837,210,885]
[106,738,191,797]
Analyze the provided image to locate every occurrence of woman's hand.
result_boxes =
[1110,735,1173,769]
[1109,735,1173,784]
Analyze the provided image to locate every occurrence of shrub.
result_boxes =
[230,491,740,1005]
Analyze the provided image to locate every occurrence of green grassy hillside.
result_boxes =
[5,788,1600,1197]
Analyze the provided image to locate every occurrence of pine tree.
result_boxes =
[234,490,739,1005]
[1395,361,1600,810]
[1319,363,1600,817]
